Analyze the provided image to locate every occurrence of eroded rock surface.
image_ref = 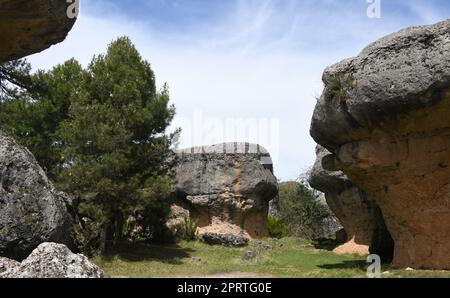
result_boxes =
[171,143,278,244]
[309,146,393,258]
[310,19,450,269]
[0,130,73,260]
[0,0,77,62]
[0,242,104,278]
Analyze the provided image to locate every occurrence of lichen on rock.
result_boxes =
[0,242,104,278]
[0,130,73,260]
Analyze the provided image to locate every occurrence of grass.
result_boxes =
[92,237,450,278]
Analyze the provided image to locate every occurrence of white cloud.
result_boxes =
[27,0,448,181]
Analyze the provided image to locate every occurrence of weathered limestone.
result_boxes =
[0,130,73,260]
[309,146,393,259]
[171,143,278,244]
[311,19,450,269]
[0,243,104,278]
[0,0,76,62]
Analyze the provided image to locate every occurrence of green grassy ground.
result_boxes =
[93,238,450,278]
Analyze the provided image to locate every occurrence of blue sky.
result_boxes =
[29,0,450,181]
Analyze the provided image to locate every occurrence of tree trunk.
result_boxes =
[99,224,108,255]
[113,212,123,247]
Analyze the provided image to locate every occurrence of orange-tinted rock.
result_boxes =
[0,0,76,62]
[311,19,450,269]
[309,146,393,258]
[170,143,278,244]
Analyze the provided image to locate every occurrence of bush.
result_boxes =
[170,216,198,242]
[278,181,331,240]
[267,216,286,239]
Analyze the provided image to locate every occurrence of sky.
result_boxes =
[28,0,450,181]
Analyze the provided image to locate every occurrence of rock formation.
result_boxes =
[309,145,393,259]
[0,0,77,63]
[0,130,73,260]
[0,242,104,278]
[171,143,278,245]
[310,19,450,269]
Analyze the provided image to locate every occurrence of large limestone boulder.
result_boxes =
[0,130,73,260]
[310,19,450,269]
[171,143,278,244]
[0,0,77,62]
[309,146,393,259]
[0,242,104,278]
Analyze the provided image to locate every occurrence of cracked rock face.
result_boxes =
[0,242,104,278]
[311,19,450,269]
[0,0,77,62]
[171,143,278,242]
[0,130,73,260]
[309,146,393,259]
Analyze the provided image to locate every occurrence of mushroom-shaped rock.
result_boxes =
[170,143,278,243]
[0,0,77,62]
[310,19,450,269]
[0,130,73,260]
[309,146,393,259]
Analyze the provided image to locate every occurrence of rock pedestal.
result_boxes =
[171,143,278,244]
[309,146,393,258]
[311,19,450,269]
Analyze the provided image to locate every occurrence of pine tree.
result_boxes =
[0,59,84,179]
[57,37,176,251]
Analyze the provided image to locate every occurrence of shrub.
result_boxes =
[267,216,286,239]
[171,216,198,242]
[325,73,354,102]
[278,181,331,240]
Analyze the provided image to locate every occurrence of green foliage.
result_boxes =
[0,59,32,101]
[0,59,84,179]
[56,37,176,250]
[1,37,177,253]
[171,216,199,242]
[278,181,331,240]
[267,216,286,239]
[325,73,354,102]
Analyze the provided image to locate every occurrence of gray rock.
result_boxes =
[309,145,393,259]
[242,250,261,261]
[310,19,450,268]
[310,19,450,149]
[171,142,278,239]
[0,130,73,260]
[0,242,104,278]
[200,233,249,247]
[268,197,280,219]
[0,257,19,275]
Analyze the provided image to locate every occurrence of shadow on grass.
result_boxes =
[312,238,341,251]
[317,260,368,272]
[100,241,195,265]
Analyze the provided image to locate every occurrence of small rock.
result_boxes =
[0,242,104,278]
[200,233,249,247]
[242,250,261,261]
